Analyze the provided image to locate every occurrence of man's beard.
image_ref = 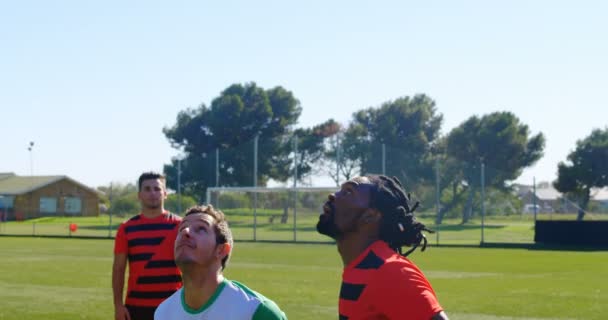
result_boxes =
[143,202,161,210]
[316,202,340,239]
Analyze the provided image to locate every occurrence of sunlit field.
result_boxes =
[2,212,606,246]
[0,237,606,320]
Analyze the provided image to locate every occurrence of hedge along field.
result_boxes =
[0,237,606,320]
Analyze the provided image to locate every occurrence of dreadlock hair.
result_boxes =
[368,175,434,257]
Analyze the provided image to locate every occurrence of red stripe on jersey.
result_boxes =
[338,240,443,320]
[114,212,183,307]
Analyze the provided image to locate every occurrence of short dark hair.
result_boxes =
[184,205,234,270]
[138,172,166,191]
[367,175,434,257]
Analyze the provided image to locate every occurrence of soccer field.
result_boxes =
[0,237,606,320]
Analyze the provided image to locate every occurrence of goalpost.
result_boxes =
[206,186,336,242]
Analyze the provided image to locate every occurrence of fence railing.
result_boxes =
[2,135,607,244]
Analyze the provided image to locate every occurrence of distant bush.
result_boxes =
[217,193,251,209]
[165,194,198,215]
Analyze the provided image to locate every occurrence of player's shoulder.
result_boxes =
[154,288,182,319]
[228,280,287,320]
[252,299,287,320]
[117,214,141,228]
[163,212,182,223]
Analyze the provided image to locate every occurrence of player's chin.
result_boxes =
[316,220,338,238]
[144,203,161,210]
[175,254,196,266]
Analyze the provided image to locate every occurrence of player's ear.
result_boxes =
[217,243,231,259]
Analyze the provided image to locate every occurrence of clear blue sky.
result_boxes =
[2,1,606,188]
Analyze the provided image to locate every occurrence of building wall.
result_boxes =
[13,179,99,219]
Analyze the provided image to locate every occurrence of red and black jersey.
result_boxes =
[114,212,182,308]
[339,240,443,320]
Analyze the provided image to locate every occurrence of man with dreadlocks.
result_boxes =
[317,175,448,320]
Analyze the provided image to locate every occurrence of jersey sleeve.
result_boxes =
[113,222,127,254]
[371,261,443,320]
[251,299,287,320]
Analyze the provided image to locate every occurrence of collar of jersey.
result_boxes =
[181,278,228,314]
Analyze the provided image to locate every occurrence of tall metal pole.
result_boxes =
[435,158,440,245]
[382,143,386,175]
[336,136,341,187]
[533,177,538,221]
[28,141,34,218]
[253,135,258,241]
[293,135,298,242]
[480,159,486,244]
[177,158,182,214]
[215,148,219,187]
[108,183,113,238]
[28,142,34,177]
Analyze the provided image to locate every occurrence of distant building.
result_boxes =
[516,182,561,213]
[514,182,608,214]
[590,188,608,212]
[0,172,100,221]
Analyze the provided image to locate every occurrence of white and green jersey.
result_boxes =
[154,279,287,320]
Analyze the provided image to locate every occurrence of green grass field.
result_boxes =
[2,212,606,245]
[0,213,554,244]
[0,236,606,319]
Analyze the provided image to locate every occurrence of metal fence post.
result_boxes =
[480,160,486,244]
[435,157,440,246]
[253,135,258,241]
[382,143,386,175]
[293,135,298,242]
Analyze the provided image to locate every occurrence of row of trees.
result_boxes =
[97,183,197,216]
[160,82,607,222]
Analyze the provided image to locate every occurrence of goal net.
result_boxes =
[205,186,337,243]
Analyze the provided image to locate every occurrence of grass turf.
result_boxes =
[0,237,606,319]
[0,213,547,244]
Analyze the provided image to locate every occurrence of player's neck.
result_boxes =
[337,235,378,267]
[141,207,165,218]
[182,271,224,310]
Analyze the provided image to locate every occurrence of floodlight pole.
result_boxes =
[382,143,386,175]
[215,148,219,187]
[293,135,298,242]
[480,159,486,245]
[177,158,182,214]
[108,182,113,238]
[435,157,440,246]
[253,135,258,241]
[28,141,34,218]
[336,135,341,187]
[533,177,537,221]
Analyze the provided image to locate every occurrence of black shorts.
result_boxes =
[126,305,157,320]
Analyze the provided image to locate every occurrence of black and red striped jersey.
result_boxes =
[339,240,443,320]
[114,212,182,308]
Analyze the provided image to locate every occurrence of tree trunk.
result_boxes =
[462,186,475,224]
[436,186,466,225]
[281,199,289,224]
[576,188,591,221]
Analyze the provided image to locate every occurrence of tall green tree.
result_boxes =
[341,94,443,189]
[163,83,329,198]
[554,128,608,220]
[446,111,545,222]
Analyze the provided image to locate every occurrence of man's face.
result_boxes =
[137,179,167,210]
[174,213,228,268]
[316,176,374,239]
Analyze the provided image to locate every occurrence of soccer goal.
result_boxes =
[205,186,336,243]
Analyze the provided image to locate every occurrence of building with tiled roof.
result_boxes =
[0,173,99,220]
